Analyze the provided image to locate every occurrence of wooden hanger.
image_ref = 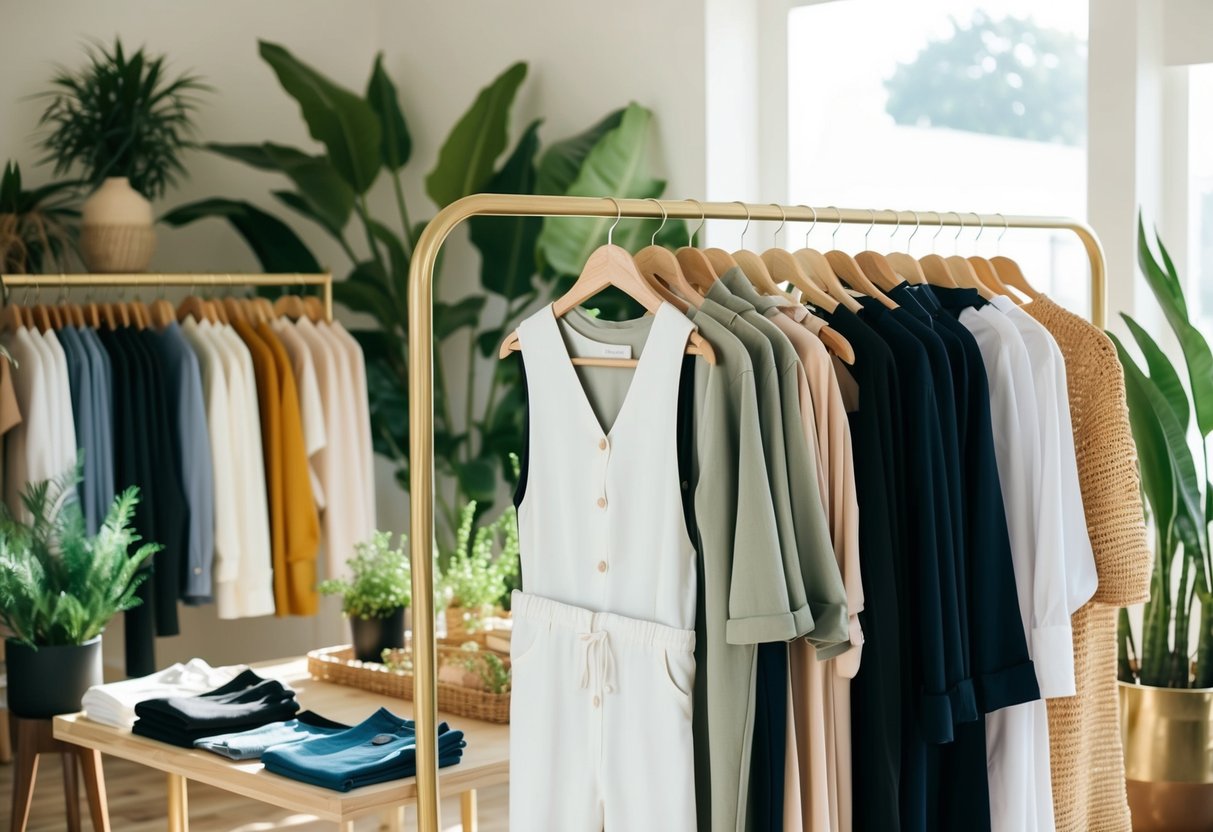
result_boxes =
[255,296,275,323]
[303,296,325,322]
[177,293,211,324]
[968,256,1016,302]
[1,301,24,332]
[274,293,311,320]
[763,248,837,312]
[825,249,897,309]
[500,202,716,367]
[672,200,720,292]
[990,255,1040,300]
[224,297,247,323]
[633,200,701,309]
[791,215,864,313]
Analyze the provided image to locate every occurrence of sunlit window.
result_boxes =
[788,0,1090,312]
[1188,63,1213,329]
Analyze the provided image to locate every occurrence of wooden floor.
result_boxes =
[1,755,509,831]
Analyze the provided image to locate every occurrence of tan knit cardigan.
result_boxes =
[1024,296,1153,832]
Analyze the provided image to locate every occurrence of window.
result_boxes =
[787,0,1091,311]
[1189,63,1213,329]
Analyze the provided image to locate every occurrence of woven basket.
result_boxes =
[307,644,511,724]
[443,605,510,646]
[80,223,155,273]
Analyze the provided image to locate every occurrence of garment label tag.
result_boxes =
[579,340,632,360]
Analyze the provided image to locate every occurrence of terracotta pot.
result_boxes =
[80,177,155,272]
[1120,680,1213,831]
[6,636,103,718]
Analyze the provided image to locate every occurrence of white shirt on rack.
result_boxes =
[2,327,55,519]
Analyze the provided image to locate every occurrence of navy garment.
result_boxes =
[821,304,904,832]
[855,301,958,832]
[750,642,788,832]
[262,708,466,792]
[149,323,215,604]
[55,328,99,531]
[194,711,349,760]
[133,669,299,747]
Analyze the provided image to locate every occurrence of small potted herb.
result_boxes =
[439,503,520,638]
[320,531,410,662]
[37,37,207,272]
[0,467,159,718]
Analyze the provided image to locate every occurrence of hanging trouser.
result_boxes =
[509,590,697,831]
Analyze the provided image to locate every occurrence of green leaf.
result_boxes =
[1113,332,1211,593]
[334,261,397,328]
[160,198,321,272]
[425,62,527,208]
[366,53,411,171]
[537,103,663,277]
[434,296,487,341]
[209,142,354,235]
[468,119,543,300]
[455,457,497,503]
[536,108,624,196]
[1138,218,1213,436]
[1122,313,1190,433]
[258,40,382,194]
[366,219,410,323]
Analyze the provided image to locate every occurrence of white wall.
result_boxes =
[0,0,710,671]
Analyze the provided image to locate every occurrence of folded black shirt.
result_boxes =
[133,669,300,747]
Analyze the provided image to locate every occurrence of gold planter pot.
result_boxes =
[1120,681,1213,831]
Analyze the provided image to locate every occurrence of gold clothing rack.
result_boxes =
[403,194,1106,831]
[0,272,335,322]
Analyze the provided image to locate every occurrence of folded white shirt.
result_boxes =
[82,658,247,729]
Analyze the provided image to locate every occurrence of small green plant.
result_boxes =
[456,642,511,695]
[0,465,159,648]
[439,502,520,622]
[0,161,81,273]
[37,38,208,199]
[319,531,411,620]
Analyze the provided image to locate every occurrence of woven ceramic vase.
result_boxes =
[80,177,155,273]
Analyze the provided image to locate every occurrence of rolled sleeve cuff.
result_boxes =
[804,601,849,650]
[1031,623,1077,698]
[949,678,978,724]
[977,659,1042,713]
[727,605,811,645]
[919,690,955,744]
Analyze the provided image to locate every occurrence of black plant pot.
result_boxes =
[6,636,103,718]
[350,607,406,662]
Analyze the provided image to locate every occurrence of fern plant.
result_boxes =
[0,466,159,648]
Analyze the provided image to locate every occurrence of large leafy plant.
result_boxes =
[37,38,208,199]
[1113,218,1213,688]
[162,42,683,549]
[0,161,80,273]
[0,467,159,648]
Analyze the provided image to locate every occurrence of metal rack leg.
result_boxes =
[166,773,188,832]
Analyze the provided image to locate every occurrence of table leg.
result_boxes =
[381,806,405,831]
[78,749,111,832]
[10,719,40,832]
[166,772,188,832]
[339,822,355,832]
[62,753,82,832]
[460,789,478,832]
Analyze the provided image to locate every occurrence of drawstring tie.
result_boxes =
[578,629,615,698]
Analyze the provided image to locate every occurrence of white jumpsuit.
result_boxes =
[511,302,699,831]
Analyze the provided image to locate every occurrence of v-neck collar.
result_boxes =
[540,303,677,439]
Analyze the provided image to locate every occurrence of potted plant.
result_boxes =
[1112,219,1213,831]
[0,467,158,718]
[320,531,411,663]
[37,38,207,272]
[439,502,520,639]
[0,161,81,273]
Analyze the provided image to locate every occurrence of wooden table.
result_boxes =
[53,657,510,831]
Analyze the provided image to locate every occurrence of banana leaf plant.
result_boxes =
[1113,217,1213,688]
[162,42,684,550]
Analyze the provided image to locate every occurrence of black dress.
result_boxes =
[819,305,904,832]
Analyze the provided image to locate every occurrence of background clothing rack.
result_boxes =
[0,272,335,322]
[405,194,1108,832]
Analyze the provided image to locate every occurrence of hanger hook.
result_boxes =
[771,204,787,248]
[906,210,921,251]
[646,198,667,246]
[931,211,946,248]
[828,205,842,247]
[686,199,706,245]
[972,212,985,246]
[606,197,622,247]
[885,209,901,246]
[995,213,1009,254]
[733,201,751,249]
[953,212,965,254]
[799,205,818,247]
[864,209,877,249]
[58,272,68,306]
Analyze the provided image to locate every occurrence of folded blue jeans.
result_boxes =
[194,711,349,760]
[262,707,466,792]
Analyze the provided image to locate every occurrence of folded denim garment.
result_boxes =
[133,669,299,747]
[262,707,466,792]
[194,711,349,760]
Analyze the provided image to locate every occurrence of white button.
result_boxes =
[596,497,607,509]
[193,567,202,575]
[598,438,608,451]
[592,695,601,708]
[597,560,608,573]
